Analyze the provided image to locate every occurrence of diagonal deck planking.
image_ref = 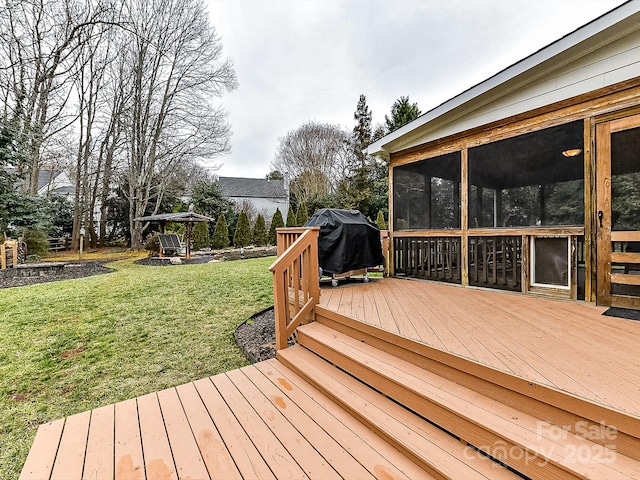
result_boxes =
[20,359,437,480]
[319,276,640,417]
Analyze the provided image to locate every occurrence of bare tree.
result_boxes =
[0,0,114,193]
[272,121,353,205]
[120,0,237,250]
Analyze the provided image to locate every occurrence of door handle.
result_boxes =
[598,210,603,228]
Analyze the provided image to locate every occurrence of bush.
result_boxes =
[296,202,309,226]
[233,211,251,247]
[285,205,297,227]
[191,222,210,250]
[21,229,49,258]
[225,209,238,245]
[143,233,160,254]
[212,215,230,249]
[376,210,387,230]
[268,208,285,245]
[251,214,267,246]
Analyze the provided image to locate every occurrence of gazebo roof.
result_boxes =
[134,212,214,223]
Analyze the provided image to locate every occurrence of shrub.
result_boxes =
[376,210,387,230]
[268,208,285,245]
[251,214,267,246]
[296,202,309,226]
[191,222,210,250]
[233,211,251,247]
[143,233,160,254]
[212,215,230,249]
[285,205,297,227]
[225,209,238,245]
[22,229,49,258]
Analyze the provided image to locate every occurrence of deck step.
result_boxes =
[315,305,640,461]
[278,346,520,480]
[291,321,640,480]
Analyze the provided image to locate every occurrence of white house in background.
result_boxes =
[217,176,290,222]
[37,168,74,197]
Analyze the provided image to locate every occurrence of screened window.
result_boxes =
[611,126,640,231]
[393,152,461,230]
[468,121,584,228]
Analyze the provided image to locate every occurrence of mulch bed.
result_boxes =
[0,261,112,289]
[134,246,277,266]
[234,307,278,363]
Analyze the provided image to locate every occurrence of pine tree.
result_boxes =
[251,214,267,246]
[233,210,251,247]
[376,210,387,230]
[212,215,230,249]
[191,221,210,250]
[268,208,285,245]
[385,96,421,133]
[352,94,372,169]
[296,202,309,226]
[286,205,297,227]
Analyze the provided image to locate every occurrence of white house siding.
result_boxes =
[228,196,289,223]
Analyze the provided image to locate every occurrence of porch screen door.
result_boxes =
[596,114,640,308]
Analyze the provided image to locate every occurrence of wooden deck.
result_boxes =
[21,275,640,479]
[319,276,640,418]
[20,359,435,480]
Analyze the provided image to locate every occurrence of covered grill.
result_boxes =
[304,208,384,284]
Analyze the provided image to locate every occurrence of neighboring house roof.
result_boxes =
[368,0,640,157]
[217,176,288,199]
[36,168,75,196]
[38,169,62,192]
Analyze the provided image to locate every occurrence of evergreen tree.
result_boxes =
[268,208,285,245]
[385,96,421,133]
[286,205,297,227]
[251,214,268,246]
[212,214,230,249]
[190,180,233,238]
[296,202,309,226]
[224,209,238,245]
[191,221,210,250]
[233,210,251,247]
[376,210,387,230]
[0,121,26,234]
[352,94,372,169]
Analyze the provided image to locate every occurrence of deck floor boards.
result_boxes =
[319,277,640,417]
[22,358,450,480]
[22,277,640,479]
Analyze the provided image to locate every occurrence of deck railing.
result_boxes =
[270,227,320,350]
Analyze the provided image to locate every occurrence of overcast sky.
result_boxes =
[204,0,627,178]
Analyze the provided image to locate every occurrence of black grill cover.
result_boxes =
[304,208,384,275]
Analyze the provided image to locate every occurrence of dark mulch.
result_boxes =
[0,261,112,289]
[135,246,277,267]
[135,255,215,266]
[235,307,278,363]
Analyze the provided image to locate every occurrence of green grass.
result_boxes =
[0,256,275,480]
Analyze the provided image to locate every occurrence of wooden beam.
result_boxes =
[611,273,640,286]
[461,149,469,286]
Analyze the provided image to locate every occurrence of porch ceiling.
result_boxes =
[468,120,585,190]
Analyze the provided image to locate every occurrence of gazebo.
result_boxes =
[134,207,214,259]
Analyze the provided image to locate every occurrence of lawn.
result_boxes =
[0,255,275,480]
